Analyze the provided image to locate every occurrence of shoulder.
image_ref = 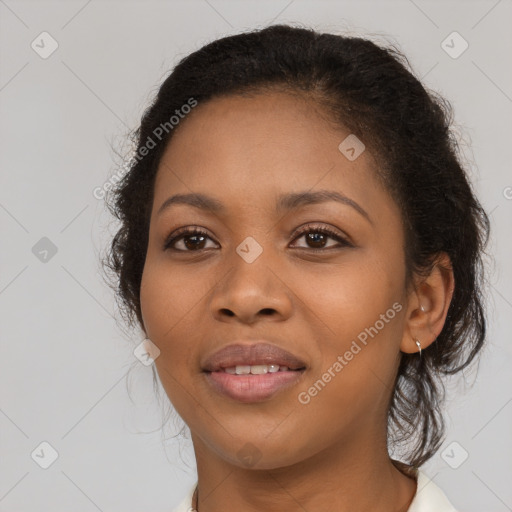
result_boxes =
[407,471,458,512]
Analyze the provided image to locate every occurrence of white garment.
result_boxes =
[170,470,457,512]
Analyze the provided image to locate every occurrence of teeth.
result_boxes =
[223,364,292,374]
[249,365,268,375]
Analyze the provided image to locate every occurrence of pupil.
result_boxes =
[185,235,206,250]
[308,232,325,248]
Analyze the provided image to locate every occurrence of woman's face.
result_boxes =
[140,91,410,469]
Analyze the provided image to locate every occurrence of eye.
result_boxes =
[290,224,353,251]
[163,227,218,252]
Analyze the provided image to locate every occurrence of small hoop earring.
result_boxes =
[415,339,422,357]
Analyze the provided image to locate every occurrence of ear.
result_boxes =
[400,252,455,354]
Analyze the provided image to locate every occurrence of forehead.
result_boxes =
[152,91,393,221]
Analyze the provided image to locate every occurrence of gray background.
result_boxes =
[1,0,511,511]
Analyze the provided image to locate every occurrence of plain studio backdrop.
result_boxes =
[0,1,511,511]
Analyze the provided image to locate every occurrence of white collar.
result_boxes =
[407,470,458,511]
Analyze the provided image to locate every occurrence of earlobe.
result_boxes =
[400,252,455,354]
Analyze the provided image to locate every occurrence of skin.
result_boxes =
[139,90,454,512]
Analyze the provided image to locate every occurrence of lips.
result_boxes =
[201,342,306,403]
[201,342,307,373]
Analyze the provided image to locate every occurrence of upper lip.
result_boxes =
[202,342,307,372]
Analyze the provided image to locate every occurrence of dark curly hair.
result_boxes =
[102,23,490,470]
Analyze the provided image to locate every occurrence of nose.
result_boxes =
[208,248,293,325]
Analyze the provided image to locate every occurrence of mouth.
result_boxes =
[201,342,307,403]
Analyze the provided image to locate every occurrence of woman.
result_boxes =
[103,24,489,512]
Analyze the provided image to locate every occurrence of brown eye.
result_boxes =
[164,228,218,251]
[291,225,352,251]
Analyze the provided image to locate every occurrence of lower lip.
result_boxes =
[204,370,305,403]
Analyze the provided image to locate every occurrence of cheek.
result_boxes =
[299,254,405,395]
[300,254,403,334]
[139,260,199,384]
[140,256,209,339]
[292,292,403,440]
[140,261,204,415]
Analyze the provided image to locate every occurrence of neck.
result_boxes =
[189,432,417,512]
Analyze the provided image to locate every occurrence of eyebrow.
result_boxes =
[157,190,372,224]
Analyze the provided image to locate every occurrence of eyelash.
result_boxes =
[163,224,353,253]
